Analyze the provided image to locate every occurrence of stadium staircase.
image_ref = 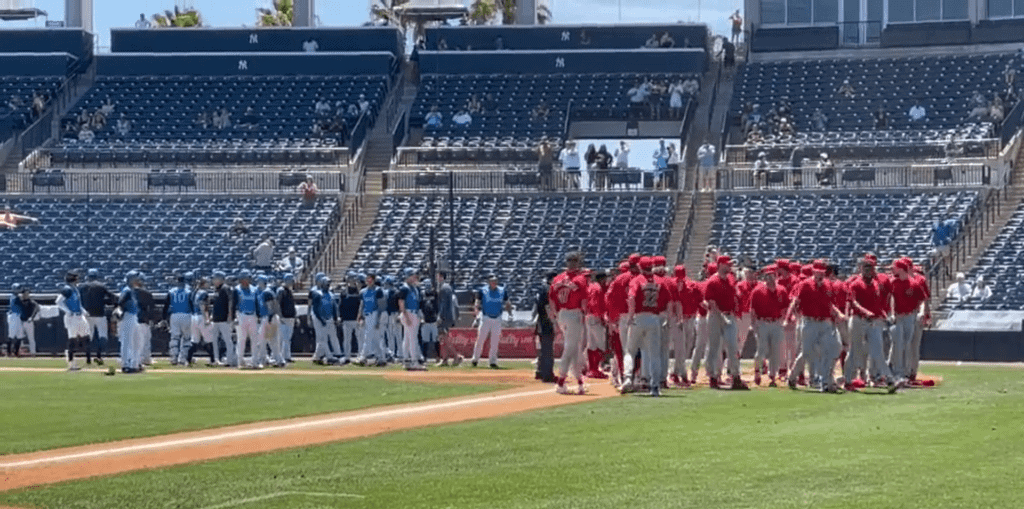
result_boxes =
[680,191,717,277]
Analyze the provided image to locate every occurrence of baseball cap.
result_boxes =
[653,256,666,266]
[213,271,226,279]
[238,270,252,280]
[716,255,732,266]
[802,264,814,277]
[761,266,776,275]
[184,271,195,282]
[487,273,498,281]
[674,265,686,277]
[283,273,295,282]
[775,259,789,269]
[638,256,654,270]
[321,276,332,284]
[789,262,802,274]
[256,275,268,284]
[628,253,641,265]
[618,262,630,273]
[706,262,718,274]
[404,267,418,278]
[862,256,877,267]
[126,270,140,282]
[812,260,827,272]
[87,268,99,279]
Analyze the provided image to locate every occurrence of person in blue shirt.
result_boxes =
[397,268,424,370]
[383,276,402,363]
[233,270,262,369]
[164,273,194,366]
[357,273,386,366]
[338,272,363,365]
[114,271,143,373]
[472,274,512,369]
[309,275,341,365]
[276,273,298,364]
[5,284,25,357]
[56,270,91,371]
[255,274,283,368]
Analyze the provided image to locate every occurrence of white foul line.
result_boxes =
[201,491,364,509]
[0,388,553,470]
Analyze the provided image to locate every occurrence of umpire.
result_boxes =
[534,271,558,383]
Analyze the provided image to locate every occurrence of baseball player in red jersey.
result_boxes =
[784,260,844,393]
[623,257,672,396]
[750,267,790,386]
[889,259,927,382]
[734,268,758,362]
[584,270,610,379]
[845,257,897,391]
[669,265,700,387]
[605,257,639,387]
[773,259,798,378]
[652,256,671,388]
[826,265,850,375]
[908,264,931,381]
[689,262,713,384]
[550,251,591,394]
[703,256,748,390]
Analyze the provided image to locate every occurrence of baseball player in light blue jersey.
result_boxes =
[234,270,261,369]
[165,273,193,366]
[397,268,424,370]
[255,275,282,368]
[185,275,218,366]
[276,274,298,363]
[310,275,342,364]
[56,270,90,371]
[115,271,143,373]
[357,273,386,366]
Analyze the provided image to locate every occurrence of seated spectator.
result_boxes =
[971,90,987,108]
[644,33,660,48]
[873,106,888,129]
[972,276,992,302]
[91,110,106,130]
[659,32,675,48]
[298,175,319,201]
[314,97,332,117]
[815,152,835,187]
[358,94,370,115]
[465,94,482,114]
[239,106,261,128]
[195,111,211,129]
[990,97,1005,123]
[228,218,250,237]
[481,93,498,114]
[61,120,78,139]
[302,38,319,52]
[437,37,449,50]
[311,120,323,137]
[7,95,23,112]
[968,97,990,121]
[329,116,349,146]
[532,101,550,121]
[115,113,131,136]
[811,108,829,131]
[614,141,630,169]
[777,97,793,118]
[452,109,472,126]
[214,108,232,129]
[277,247,305,277]
[746,123,764,144]
[252,235,275,271]
[346,103,360,119]
[909,104,927,123]
[334,100,346,117]
[745,104,762,132]
[682,78,700,96]
[77,109,91,126]
[134,13,151,28]
[777,117,795,138]
[77,125,94,143]
[99,97,116,116]
[424,105,443,129]
[837,78,855,98]
[946,273,973,303]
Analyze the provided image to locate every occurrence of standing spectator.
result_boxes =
[698,140,717,191]
[537,139,554,190]
[358,94,370,115]
[666,142,680,188]
[559,140,581,189]
[668,79,686,119]
[302,38,320,52]
[627,80,651,119]
[594,144,612,190]
[752,151,769,190]
[729,10,743,45]
[815,152,835,187]
[252,235,275,271]
[652,140,669,189]
[722,36,736,67]
[584,143,598,170]
[682,78,700,96]
[277,247,305,281]
[946,273,973,304]
[614,141,630,169]
[135,13,151,28]
[533,271,558,383]
[315,97,332,117]
[298,175,319,204]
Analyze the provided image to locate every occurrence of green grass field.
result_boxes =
[3,364,1023,509]
[0,371,498,455]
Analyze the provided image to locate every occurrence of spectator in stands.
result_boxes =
[584,144,597,170]
[91,110,106,130]
[594,144,612,190]
[31,92,45,117]
[311,120,323,138]
[452,109,472,127]
[668,80,686,119]
[730,10,743,45]
[115,114,131,136]
[61,120,78,139]
[77,125,94,143]
[559,141,581,175]
[424,105,442,129]
[135,13,151,29]
[465,94,482,114]
[909,103,927,123]
[77,108,90,127]
[229,218,250,237]
[331,117,350,146]
[811,108,829,131]
[777,117,795,139]
[494,36,504,50]
[437,38,449,51]
[628,80,652,119]
[652,140,669,189]
[972,276,992,302]
[946,273,973,304]
[194,111,210,129]
[752,151,768,190]
[873,106,888,130]
[777,97,793,118]
[968,96,990,121]
[358,94,371,115]
[7,94,23,112]
[659,32,675,48]
[302,38,320,52]
[990,96,1005,123]
[614,141,630,169]
[722,36,736,67]
[837,79,855,99]
[214,108,232,129]
[666,142,679,187]
[682,77,700,96]
[252,236,276,271]
[239,106,261,129]
[931,215,958,262]
[746,123,764,144]
[532,101,550,121]
[482,93,498,114]
[278,247,305,278]
[744,104,762,133]
[346,102,361,119]
[698,141,717,192]
[538,140,554,190]
[99,98,116,116]
[815,152,835,187]
[644,33,660,48]
[298,175,319,203]
[315,97,332,117]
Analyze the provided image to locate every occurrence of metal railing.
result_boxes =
[715,162,994,191]
[308,192,364,284]
[2,170,347,195]
[382,168,575,193]
[395,146,549,167]
[724,137,1002,164]
[676,189,699,265]
[31,146,353,172]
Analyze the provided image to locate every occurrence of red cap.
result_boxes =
[653,255,667,266]
[674,265,686,277]
[639,256,654,270]
[628,253,641,265]
[618,262,630,273]
[802,264,814,276]
[902,256,914,266]
[862,256,877,267]
[789,262,802,273]
[812,259,827,272]
[775,259,790,269]
[865,253,878,263]
[761,266,776,275]
[716,255,732,266]
[892,259,908,271]
[706,262,718,274]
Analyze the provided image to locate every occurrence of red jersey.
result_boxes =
[848,275,890,319]
[586,282,606,318]
[776,274,797,296]
[629,274,671,314]
[672,277,702,318]
[829,279,849,316]
[735,279,758,314]
[891,277,926,315]
[749,282,790,321]
[549,270,589,312]
[605,271,636,321]
[703,273,738,314]
[913,273,930,299]
[791,278,836,320]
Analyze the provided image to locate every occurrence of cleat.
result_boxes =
[731,378,749,390]
[453,355,464,366]
[577,384,587,395]
[788,378,798,390]
[709,377,720,389]
[619,378,633,395]
[797,374,807,386]
[754,372,762,386]
[489,363,499,369]
[768,380,778,388]
[649,386,661,397]
[844,383,855,392]
[555,384,569,395]
[471,360,478,368]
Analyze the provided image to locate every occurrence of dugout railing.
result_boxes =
[715,161,995,191]
[1,170,348,195]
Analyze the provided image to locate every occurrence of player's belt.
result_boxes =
[804,316,830,322]
[484,314,502,319]
[758,317,782,323]
[171,312,189,315]
[239,312,256,316]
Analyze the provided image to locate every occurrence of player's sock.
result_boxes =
[12,339,21,357]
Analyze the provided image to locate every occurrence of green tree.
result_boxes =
[469,0,551,25]
[257,0,293,27]
[152,6,202,28]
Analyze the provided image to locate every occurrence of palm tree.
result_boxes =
[369,0,409,27]
[257,0,293,27]
[469,0,550,25]
[152,5,202,27]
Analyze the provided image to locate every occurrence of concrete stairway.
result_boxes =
[680,191,718,278]
[665,191,693,266]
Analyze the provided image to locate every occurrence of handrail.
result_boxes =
[676,189,699,264]
[2,170,346,195]
[716,163,991,191]
[563,99,573,139]
[307,192,364,288]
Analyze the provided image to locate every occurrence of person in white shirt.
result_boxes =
[99,98,116,116]
[559,141,580,172]
[302,38,319,52]
[614,141,630,169]
[909,104,927,123]
[77,125,94,143]
[135,13,151,29]
[971,277,992,301]
[697,142,717,191]
[115,114,131,136]
[358,94,370,114]
[278,247,306,276]
[945,273,973,304]
[314,98,332,117]
[668,80,686,119]
[252,236,275,271]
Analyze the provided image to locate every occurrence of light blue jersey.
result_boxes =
[191,289,208,316]
[8,293,23,317]
[398,283,420,312]
[478,286,508,318]
[310,287,336,322]
[119,286,139,315]
[235,286,258,316]
[167,286,192,314]
[361,286,382,315]
[61,285,83,313]
[257,288,276,318]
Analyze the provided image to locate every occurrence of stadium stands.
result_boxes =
[708,190,979,269]
[949,201,1024,311]
[424,23,708,51]
[110,27,403,56]
[347,193,674,308]
[0,196,339,291]
[1,75,63,138]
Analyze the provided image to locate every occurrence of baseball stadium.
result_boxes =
[0,0,1023,506]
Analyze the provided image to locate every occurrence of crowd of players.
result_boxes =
[543,249,933,396]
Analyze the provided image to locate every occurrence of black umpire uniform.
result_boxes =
[534,272,558,383]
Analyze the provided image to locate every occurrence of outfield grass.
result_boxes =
[3,365,1023,509]
[0,372,499,455]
